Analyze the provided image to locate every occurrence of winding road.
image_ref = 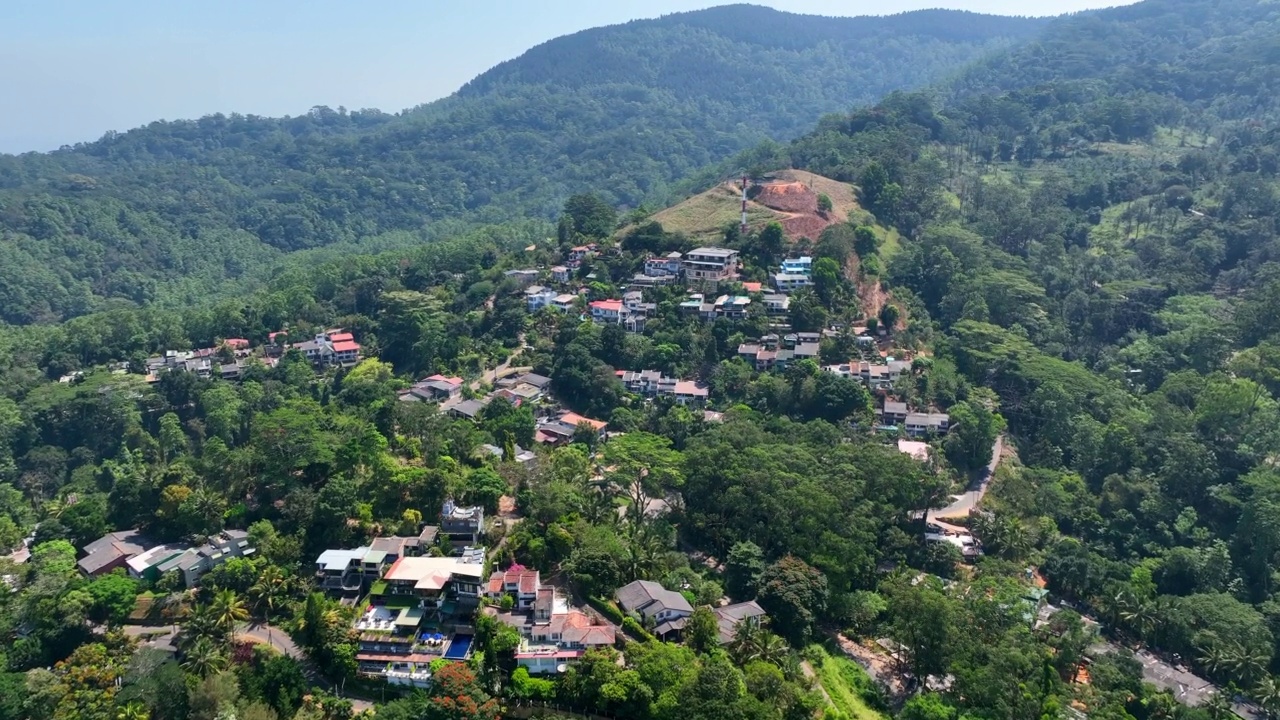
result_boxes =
[927,434,1004,526]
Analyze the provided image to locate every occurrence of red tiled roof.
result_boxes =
[590,300,623,313]
[329,332,354,343]
[559,412,607,431]
[224,338,250,348]
[332,341,361,353]
[741,282,763,293]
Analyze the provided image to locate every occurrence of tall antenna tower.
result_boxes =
[740,175,749,236]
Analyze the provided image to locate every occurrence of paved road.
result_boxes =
[122,622,374,713]
[928,435,1004,523]
[238,623,375,713]
[470,333,529,391]
[1089,641,1261,719]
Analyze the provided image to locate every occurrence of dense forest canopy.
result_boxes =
[0,5,1046,325]
[11,0,1280,719]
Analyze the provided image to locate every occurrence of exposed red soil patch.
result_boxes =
[779,214,830,239]
[754,181,819,213]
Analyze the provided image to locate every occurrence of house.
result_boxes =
[448,399,488,421]
[479,443,537,465]
[493,383,543,405]
[316,547,370,593]
[714,295,752,320]
[589,299,625,324]
[401,374,464,403]
[290,331,361,366]
[558,412,607,437]
[551,294,578,312]
[489,567,617,674]
[505,269,540,287]
[905,412,951,438]
[883,400,910,425]
[514,373,552,391]
[381,554,486,609]
[525,286,557,312]
[125,544,192,581]
[771,272,813,294]
[713,601,768,644]
[757,292,788,313]
[672,380,709,406]
[551,266,571,283]
[567,244,597,266]
[332,340,361,365]
[781,257,813,276]
[683,247,740,284]
[925,532,980,561]
[617,369,665,396]
[154,530,256,588]
[77,530,156,576]
[485,566,543,610]
[536,411,608,445]
[644,252,683,278]
[616,580,694,635]
[824,360,909,390]
[741,281,763,294]
[440,500,484,548]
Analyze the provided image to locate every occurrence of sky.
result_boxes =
[0,0,1128,154]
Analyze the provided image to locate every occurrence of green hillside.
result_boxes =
[0,5,1047,325]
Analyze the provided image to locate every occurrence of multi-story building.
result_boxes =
[781,256,813,276]
[644,252,684,278]
[589,299,625,324]
[682,247,739,285]
[616,370,709,406]
[525,286,557,312]
[488,566,617,674]
[440,500,484,548]
[551,266,571,283]
[771,272,813,294]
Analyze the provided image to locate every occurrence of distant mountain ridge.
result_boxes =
[0,3,1048,324]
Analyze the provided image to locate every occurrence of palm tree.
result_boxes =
[1252,676,1280,719]
[248,566,290,626]
[181,636,228,678]
[755,632,790,666]
[117,703,150,720]
[210,589,249,638]
[1224,641,1269,687]
[1203,690,1235,720]
[180,603,224,650]
[728,616,767,665]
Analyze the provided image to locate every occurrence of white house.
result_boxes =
[525,286,557,312]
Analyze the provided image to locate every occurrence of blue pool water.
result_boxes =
[444,634,473,660]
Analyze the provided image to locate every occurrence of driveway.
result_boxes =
[928,435,1003,522]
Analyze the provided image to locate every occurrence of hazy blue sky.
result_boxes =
[0,0,1127,153]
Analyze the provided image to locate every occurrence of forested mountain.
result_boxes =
[0,5,1046,325]
[682,0,1280,711]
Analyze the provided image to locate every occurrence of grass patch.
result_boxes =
[810,646,886,720]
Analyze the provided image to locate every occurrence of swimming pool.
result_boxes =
[444,634,473,660]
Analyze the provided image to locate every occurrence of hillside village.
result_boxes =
[8,2,1280,718]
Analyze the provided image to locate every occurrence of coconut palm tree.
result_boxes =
[210,589,249,638]
[1203,690,1235,720]
[728,616,767,665]
[1225,642,1269,687]
[248,566,290,626]
[1252,676,1280,719]
[180,603,225,650]
[181,636,228,678]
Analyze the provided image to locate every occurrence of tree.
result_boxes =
[562,193,617,240]
[209,589,249,639]
[725,541,766,600]
[900,693,957,720]
[885,577,952,684]
[812,257,843,307]
[817,193,834,214]
[248,565,291,625]
[426,662,501,720]
[85,572,138,626]
[755,555,828,645]
[943,399,1005,472]
[181,637,228,678]
[686,606,721,655]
